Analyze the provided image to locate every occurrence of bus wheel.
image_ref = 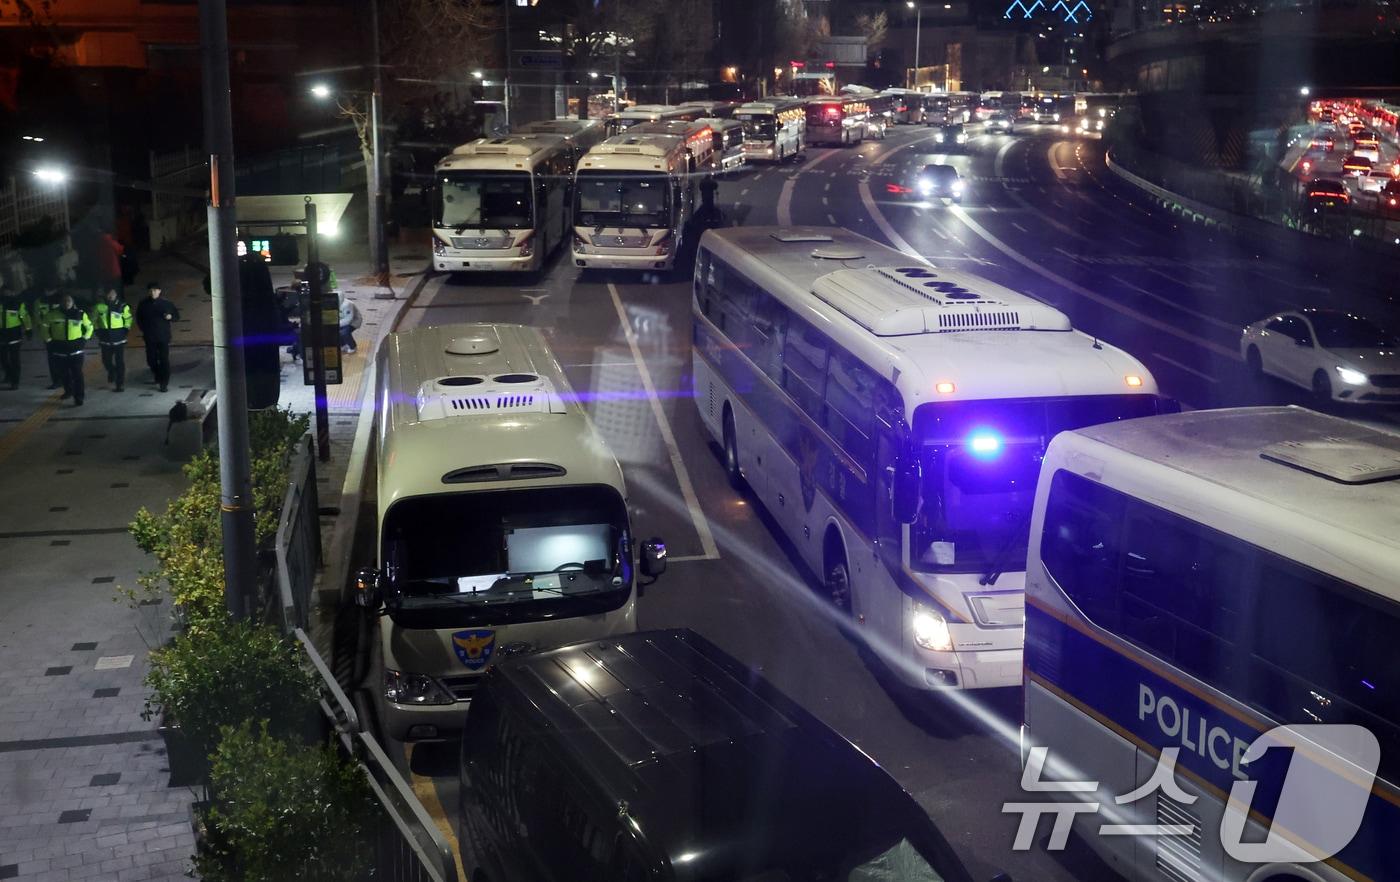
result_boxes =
[722,408,744,491]
[1312,370,1333,404]
[826,557,851,615]
[1246,346,1263,377]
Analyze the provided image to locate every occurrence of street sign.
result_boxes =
[514,50,563,69]
[301,292,342,386]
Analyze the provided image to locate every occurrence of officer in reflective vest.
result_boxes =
[0,280,31,390]
[92,286,133,391]
[41,292,93,406]
[34,287,64,389]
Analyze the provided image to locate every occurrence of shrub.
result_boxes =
[195,720,372,882]
[144,621,319,759]
[126,407,310,635]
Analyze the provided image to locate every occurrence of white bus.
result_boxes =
[512,117,607,165]
[677,100,736,119]
[734,97,806,162]
[431,134,573,273]
[805,96,870,146]
[355,322,667,746]
[692,226,1172,693]
[571,131,699,272]
[628,119,719,173]
[1024,406,1400,882]
[606,104,697,135]
[700,118,746,172]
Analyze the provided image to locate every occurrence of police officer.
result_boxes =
[0,279,31,389]
[41,292,93,405]
[35,286,64,389]
[92,286,132,391]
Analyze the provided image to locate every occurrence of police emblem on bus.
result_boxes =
[452,629,496,670]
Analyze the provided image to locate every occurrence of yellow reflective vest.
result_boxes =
[93,300,133,341]
[42,308,94,347]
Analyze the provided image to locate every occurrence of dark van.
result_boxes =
[457,629,979,882]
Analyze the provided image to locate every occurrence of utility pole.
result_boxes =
[198,0,257,620]
[304,201,332,462]
[368,0,389,282]
[907,2,922,89]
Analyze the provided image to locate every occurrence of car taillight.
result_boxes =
[517,233,534,257]
[655,232,673,255]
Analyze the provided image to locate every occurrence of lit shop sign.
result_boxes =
[1004,0,1093,22]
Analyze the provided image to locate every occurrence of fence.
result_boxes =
[148,146,207,250]
[273,437,459,882]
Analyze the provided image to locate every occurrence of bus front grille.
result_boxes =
[439,675,481,701]
[1154,793,1203,882]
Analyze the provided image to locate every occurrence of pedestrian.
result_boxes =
[97,231,124,294]
[41,292,92,406]
[697,173,722,229]
[92,286,132,391]
[36,287,65,389]
[338,295,362,353]
[0,278,32,390]
[136,281,179,392]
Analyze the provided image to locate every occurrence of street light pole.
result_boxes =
[198,0,258,620]
[368,0,388,282]
[908,2,922,89]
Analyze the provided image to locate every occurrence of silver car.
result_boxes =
[1241,309,1400,403]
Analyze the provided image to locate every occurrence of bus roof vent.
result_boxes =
[810,267,1072,336]
[770,230,834,243]
[1260,437,1400,484]
[418,374,564,421]
[811,246,866,260]
[446,332,500,356]
[442,462,568,484]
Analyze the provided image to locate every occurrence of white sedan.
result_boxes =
[1241,309,1400,403]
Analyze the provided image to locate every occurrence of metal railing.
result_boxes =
[275,434,322,632]
[275,441,460,882]
[0,175,69,249]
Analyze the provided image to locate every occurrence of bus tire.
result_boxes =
[825,536,851,616]
[1311,370,1333,404]
[722,407,744,491]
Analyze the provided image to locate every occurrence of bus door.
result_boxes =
[536,159,567,251]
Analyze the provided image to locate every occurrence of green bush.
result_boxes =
[144,621,319,759]
[195,720,373,882]
[126,407,310,635]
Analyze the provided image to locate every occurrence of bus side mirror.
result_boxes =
[353,567,382,609]
[641,538,667,579]
[893,459,921,524]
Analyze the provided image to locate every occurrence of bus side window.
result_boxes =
[749,291,787,383]
[781,317,829,420]
[704,258,727,326]
[824,348,876,468]
[1040,471,1125,625]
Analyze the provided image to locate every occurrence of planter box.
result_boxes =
[159,721,208,787]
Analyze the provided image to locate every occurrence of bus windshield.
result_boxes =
[737,114,777,140]
[807,104,844,127]
[575,171,672,227]
[910,396,1160,575]
[437,171,533,230]
[381,485,630,625]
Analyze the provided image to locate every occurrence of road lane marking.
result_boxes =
[607,283,719,560]
[948,205,1238,358]
[821,196,829,206]
[1109,274,1239,332]
[405,745,468,882]
[1153,352,1221,383]
[1011,221,1028,233]
[994,138,1092,242]
[777,149,841,225]
[827,214,837,223]
[856,179,927,260]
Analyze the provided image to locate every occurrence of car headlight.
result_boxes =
[951,181,964,193]
[935,132,945,143]
[917,179,933,194]
[384,670,455,706]
[1336,366,1368,386]
[956,134,967,143]
[1053,113,1061,122]
[572,232,589,253]
[913,608,953,652]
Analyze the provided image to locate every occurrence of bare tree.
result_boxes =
[854,10,888,53]
[382,0,498,83]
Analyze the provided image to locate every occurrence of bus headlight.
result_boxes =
[935,132,946,143]
[956,133,967,144]
[572,232,589,254]
[518,234,534,257]
[433,238,446,255]
[912,608,953,652]
[1337,366,1368,385]
[384,670,455,706]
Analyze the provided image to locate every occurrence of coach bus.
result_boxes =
[925,93,971,125]
[606,104,697,135]
[734,97,806,162]
[702,118,746,172]
[571,130,700,272]
[512,118,607,165]
[692,226,1171,693]
[805,96,871,147]
[432,133,574,274]
[1024,406,1400,882]
[355,322,667,748]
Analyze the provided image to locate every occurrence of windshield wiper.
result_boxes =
[979,511,1032,586]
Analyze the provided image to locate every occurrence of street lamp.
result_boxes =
[1299,86,1311,97]
[907,2,922,89]
[32,166,68,184]
[310,82,386,278]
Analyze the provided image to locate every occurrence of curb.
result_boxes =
[316,267,435,610]
[1104,150,1240,234]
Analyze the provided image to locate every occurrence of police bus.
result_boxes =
[355,322,667,747]
[606,104,697,135]
[805,96,871,147]
[692,226,1170,693]
[571,130,703,272]
[512,117,607,165]
[431,134,573,274]
[734,97,807,162]
[1024,406,1400,882]
[701,117,747,172]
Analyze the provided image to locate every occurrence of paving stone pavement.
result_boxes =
[0,221,429,880]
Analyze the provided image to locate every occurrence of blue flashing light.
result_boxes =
[967,430,1003,459]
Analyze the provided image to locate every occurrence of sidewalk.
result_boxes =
[0,220,429,881]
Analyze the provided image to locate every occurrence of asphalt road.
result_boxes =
[386,122,1400,882]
